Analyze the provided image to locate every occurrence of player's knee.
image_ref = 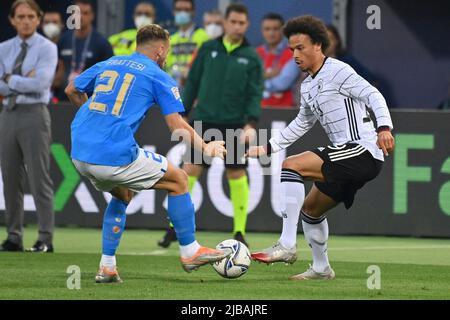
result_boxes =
[302,204,313,215]
[302,206,322,219]
[123,190,134,203]
[111,187,134,203]
[282,157,302,174]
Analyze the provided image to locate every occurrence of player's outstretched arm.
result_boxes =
[164,113,227,159]
[65,80,88,108]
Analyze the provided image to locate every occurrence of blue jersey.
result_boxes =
[71,52,184,166]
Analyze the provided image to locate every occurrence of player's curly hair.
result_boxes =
[283,15,330,52]
[136,24,170,45]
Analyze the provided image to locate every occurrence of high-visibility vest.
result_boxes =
[108,29,138,56]
[165,27,209,80]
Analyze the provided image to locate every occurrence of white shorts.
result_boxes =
[72,148,168,193]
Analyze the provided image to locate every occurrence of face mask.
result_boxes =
[42,23,61,39]
[205,23,223,39]
[175,11,192,26]
[134,15,154,29]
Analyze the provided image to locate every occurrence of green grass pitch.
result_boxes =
[0,226,449,300]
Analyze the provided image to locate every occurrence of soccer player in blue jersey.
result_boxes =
[64,24,230,283]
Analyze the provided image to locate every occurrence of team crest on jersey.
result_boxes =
[171,86,181,100]
[237,57,249,65]
[318,79,323,93]
[211,51,218,58]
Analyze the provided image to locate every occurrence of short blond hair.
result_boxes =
[136,24,170,46]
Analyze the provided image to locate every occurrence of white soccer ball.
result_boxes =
[213,239,251,279]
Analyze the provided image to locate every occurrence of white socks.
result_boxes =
[180,240,201,258]
[100,254,116,268]
[277,167,331,272]
[278,169,304,249]
[301,211,330,273]
[100,241,202,267]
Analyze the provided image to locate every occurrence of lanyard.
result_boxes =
[71,30,92,72]
[262,41,287,68]
[175,26,196,65]
[179,24,195,42]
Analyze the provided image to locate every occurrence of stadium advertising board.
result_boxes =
[0,107,449,237]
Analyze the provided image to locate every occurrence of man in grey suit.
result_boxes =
[0,0,57,252]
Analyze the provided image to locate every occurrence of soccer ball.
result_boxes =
[213,239,251,279]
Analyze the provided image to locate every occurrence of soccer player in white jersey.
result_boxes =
[246,16,395,280]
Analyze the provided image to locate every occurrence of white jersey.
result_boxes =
[269,57,393,161]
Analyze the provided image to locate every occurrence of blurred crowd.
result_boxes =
[40,0,306,108]
[1,0,449,109]
[1,0,387,109]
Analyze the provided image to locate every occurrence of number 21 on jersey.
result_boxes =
[88,70,135,117]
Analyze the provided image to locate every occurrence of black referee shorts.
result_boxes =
[311,143,383,209]
[182,122,248,169]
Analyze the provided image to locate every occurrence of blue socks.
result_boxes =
[101,193,195,257]
[167,193,196,246]
[102,198,128,256]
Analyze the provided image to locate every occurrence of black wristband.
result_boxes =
[377,126,391,133]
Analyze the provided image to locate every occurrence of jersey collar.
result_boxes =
[311,56,328,79]
[15,31,39,48]
[132,52,158,65]
[218,35,250,52]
